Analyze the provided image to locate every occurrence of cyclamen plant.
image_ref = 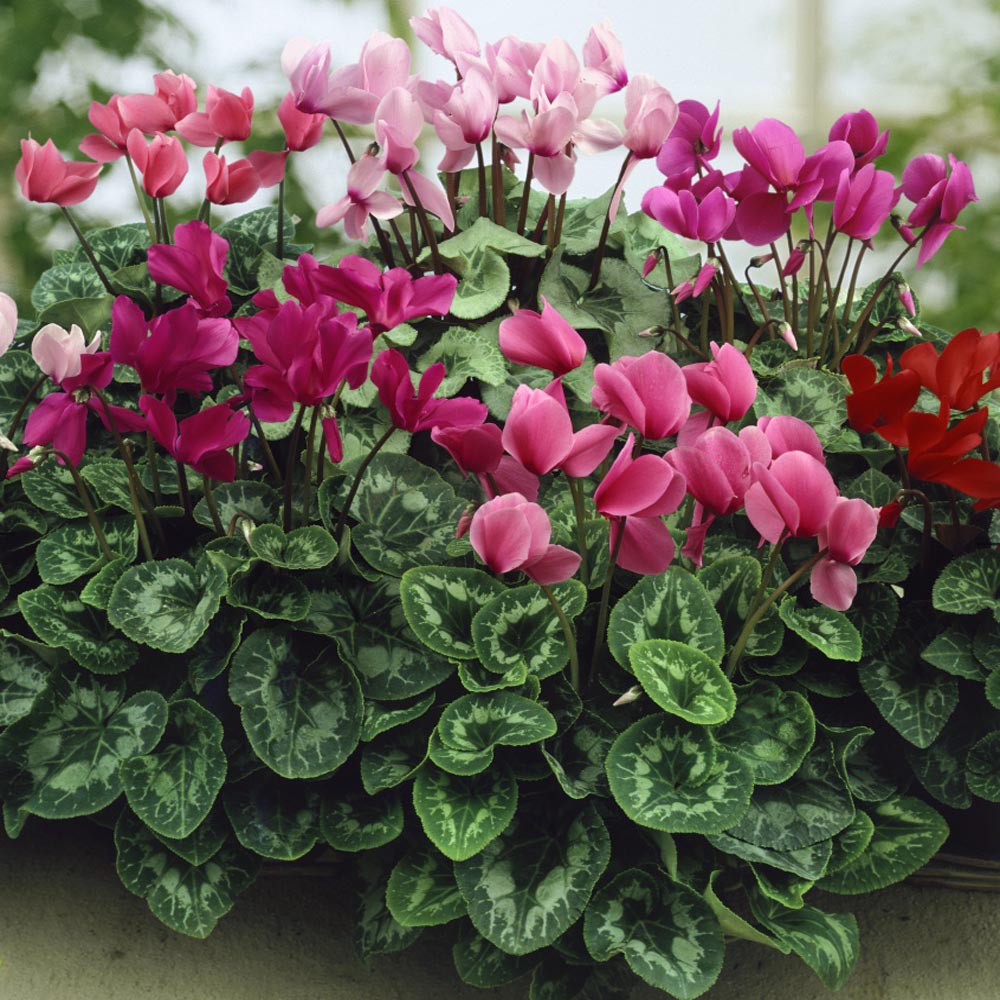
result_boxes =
[1,7,997,999]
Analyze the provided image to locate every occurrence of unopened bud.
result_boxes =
[455,504,475,540]
[612,685,643,707]
[897,282,915,316]
[782,246,807,278]
[642,253,659,278]
[749,252,775,268]
[897,316,921,338]
[777,321,798,351]
[0,432,17,452]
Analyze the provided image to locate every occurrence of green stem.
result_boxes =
[302,405,320,524]
[202,475,224,534]
[334,425,395,545]
[541,584,580,692]
[6,374,47,440]
[282,405,307,531]
[491,131,505,226]
[725,547,829,678]
[40,450,115,561]
[145,432,163,505]
[591,516,627,687]
[61,207,114,295]
[124,154,157,243]
[401,170,444,274]
[566,477,591,587]
[475,141,488,218]
[517,152,535,236]
[276,178,285,259]
[768,241,792,325]
[176,461,192,518]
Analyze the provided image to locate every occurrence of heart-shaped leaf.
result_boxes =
[386,849,467,927]
[629,639,736,725]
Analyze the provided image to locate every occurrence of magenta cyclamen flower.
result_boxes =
[655,100,722,178]
[591,351,691,439]
[498,297,586,376]
[642,183,736,244]
[810,496,879,611]
[828,109,889,171]
[140,395,250,483]
[502,382,620,477]
[469,493,580,585]
[110,297,238,400]
[315,255,457,334]
[371,348,487,433]
[832,163,900,241]
[147,220,231,316]
[902,153,977,267]
[682,341,757,424]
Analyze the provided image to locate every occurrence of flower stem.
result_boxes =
[6,374,47,440]
[590,516,627,688]
[334,425,395,545]
[41,450,115,561]
[276,178,285,259]
[517,152,535,236]
[302,405,319,524]
[588,151,633,292]
[202,475,224,534]
[401,170,444,274]
[567,476,591,587]
[491,132,505,226]
[282,405,307,531]
[124,154,157,243]
[541,584,580,691]
[61,207,115,295]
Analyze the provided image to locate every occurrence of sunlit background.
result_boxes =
[3,0,998,328]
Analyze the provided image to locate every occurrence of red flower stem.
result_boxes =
[475,141,488,218]
[60,208,115,296]
[541,583,580,692]
[276,179,285,260]
[661,251,687,350]
[145,431,163,505]
[590,515,627,690]
[786,230,799,344]
[176,460,192,517]
[767,241,792,326]
[282,405,307,531]
[302,405,320,524]
[334,424,396,546]
[401,170,444,274]
[725,546,829,678]
[490,132,505,226]
[6,374,47,441]
[588,151,633,292]
[516,152,535,236]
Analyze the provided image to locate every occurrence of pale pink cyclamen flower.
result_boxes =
[581,19,628,96]
[0,293,17,357]
[469,492,580,585]
[282,38,334,114]
[31,322,101,384]
[810,496,879,611]
[431,66,499,172]
[482,36,543,104]
[621,74,678,160]
[411,6,480,64]
[498,297,586,376]
[316,154,403,241]
[493,94,579,196]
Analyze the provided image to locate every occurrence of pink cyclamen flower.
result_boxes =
[31,322,101,384]
[202,150,286,205]
[318,31,414,125]
[146,220,231,316]
[902,153,977,267]
[371,348,487,433]
[498,297,586,376]
[594,434,686,575]
[140,395,250,482]
[832,162,900,241]
[502,383,619,478]
[126,130,188,198]
[622,74,678,160]
[277,91,326,151]
[117,71,198,133]
[314,255,457,334]
[494,94,579,196]
[828,109,889,171]
[756,415,825,463]
[16,138,101,206]
[0,293,16,357]
[642,184,736,244]
[469,492,580,585]
[315,153,403,241]
[672,262,719,305]
[592,351,691,439]
[176,85,254,146]
[79,95,132,163]
[432,66,499,172]
[744,450,839,544]
[810,496,879,611]
[682,341,757,424]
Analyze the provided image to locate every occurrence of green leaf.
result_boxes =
[188,607,246,693]
[320,789,404,852]
[0,636,51,725]
[708,831,832,880]
[450,248,510,319]
[715,681,815,785]
[79,558,129,610]
[933,549,1000,615]
[698,556,762,644]
[819,796,948,893]
[777,598,862,661]
[452,925,539,988]
[608,569,725,670]
[922,624,987,680]
[826,811,876,875]
[702,869,787,952]
[746,889,859,990]
[31,261,107,312]
[859,648,958,748]
[432,217,549,264]
[988,670,1000,710]
[386,849,467,927]
[455,803,610,955]
[114,809,258,938]
[192,480,281,530]
[360,727,428,795]
[428,729,495,775]
[354,860,423,960]
[966,731,1000,801]
[753,367,847,446]
[583,868,724,999]
[223,777,319,860]
[541,709,615,800]
[412,763,518,861]
[606,714,753,834]
[437,692,558,754]
[472,580,587,678]
[119,699,227,840]
[228,629,362,778]
[36,515,136,585]
[21,460,86,519]
[0,350,50,436]
[79,459,136,511]
[18,583,139,674]
[629,639,737,725]
[726,740,855,851]
[0,673,166,819]
[226,564,311,621]
[361,694,436,742]
[401,565,505,659]
[151,810,229,866]
[418,323,508,395]
[246,523,337,570]
[107,558,228,653]
[335,575,455,700]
